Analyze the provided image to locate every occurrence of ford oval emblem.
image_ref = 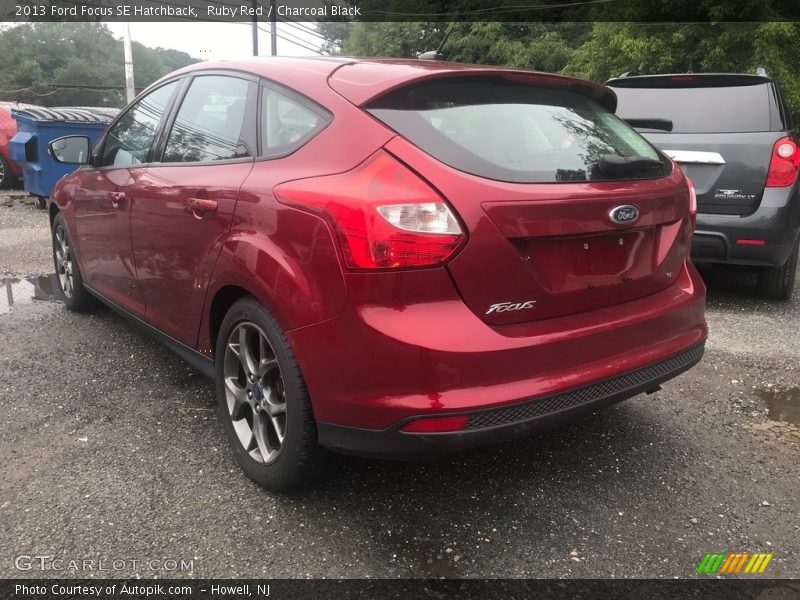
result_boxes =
[609,205,640,225]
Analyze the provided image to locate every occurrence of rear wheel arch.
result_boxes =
[204,230,346,351]
[207,284,292,356]
[208,285,252,353]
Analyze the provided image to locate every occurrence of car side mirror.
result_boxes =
[49,136,91,165]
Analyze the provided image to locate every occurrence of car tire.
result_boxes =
[51,212,95,311]
[33,196,47,210]
[0,154,18,190]
[756,235,799,301]
[215,296,329,491]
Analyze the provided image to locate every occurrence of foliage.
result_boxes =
[564,22,800,118]
[0,23,197,107]
[326,19,800,118]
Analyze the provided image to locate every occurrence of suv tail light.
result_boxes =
[274,151,464,269]
[766,137,800,187]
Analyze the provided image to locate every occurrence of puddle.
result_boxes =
[755,387,800,425]
[0,274,63,315]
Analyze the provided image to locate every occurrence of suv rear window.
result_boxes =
[366,78,669,183]
[612,83,771,134]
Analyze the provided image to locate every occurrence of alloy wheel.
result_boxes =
[223,322,287,464]
[54,224,74,298]
[0,157,5,185]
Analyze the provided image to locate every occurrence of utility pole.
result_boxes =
[251,0,258,56]
[270,0,277,56]
[123,22,135,103]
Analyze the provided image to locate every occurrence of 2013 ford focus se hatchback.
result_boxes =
[47,58,707,490]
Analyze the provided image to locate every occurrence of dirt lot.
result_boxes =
[1,191,798,579]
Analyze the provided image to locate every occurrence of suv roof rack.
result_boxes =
[606,73,773,88]
[418,50,446,61]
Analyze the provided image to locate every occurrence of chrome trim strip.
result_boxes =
[663,150,726,165]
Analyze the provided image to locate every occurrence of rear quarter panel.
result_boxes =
[197,84,396,351]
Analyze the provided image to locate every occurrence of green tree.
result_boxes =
[563,22,800,117]
[0,23,197,107]
[327,17,800,119]
[328,21,578,73]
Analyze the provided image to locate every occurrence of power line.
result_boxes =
[274,26,328,54]
[254,1,337,44]
[280,18,331,42]
[281,21,327,42]
[257,25,325,55]
[364,0,617,17]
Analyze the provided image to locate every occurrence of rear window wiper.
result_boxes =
[622,118,673,132]
[595,154,665,178]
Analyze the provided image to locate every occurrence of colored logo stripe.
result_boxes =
[697,552,773,575]
[745,553,774,574]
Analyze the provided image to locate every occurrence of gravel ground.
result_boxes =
[1,192,798,579]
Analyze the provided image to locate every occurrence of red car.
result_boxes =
[0,102,24,189]
[47,58,707,490]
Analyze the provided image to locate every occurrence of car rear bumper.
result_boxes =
[692,186,800,267]
[288,260,707,457]
[317,342,704,459]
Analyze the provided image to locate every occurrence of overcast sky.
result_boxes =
[105,21,326,60]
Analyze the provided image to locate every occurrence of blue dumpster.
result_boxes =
[9,107,117,200]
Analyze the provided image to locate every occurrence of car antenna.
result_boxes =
[418,23,456,60]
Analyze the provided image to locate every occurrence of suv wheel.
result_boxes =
[215,297,329,491]
[756,235,799,301]
[51,212,95,311]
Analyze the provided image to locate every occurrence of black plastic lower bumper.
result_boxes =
[317,342,705,459]
[691,187,800,267]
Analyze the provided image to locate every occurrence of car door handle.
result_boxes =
[109,192,126,208]
[188,197,217,213]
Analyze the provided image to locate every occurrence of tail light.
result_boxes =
[766,137,800,187]
[686,176,697,230]
[274,150,464,269]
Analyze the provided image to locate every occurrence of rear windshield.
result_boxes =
[612,84,771,134]
[367,78,670,183]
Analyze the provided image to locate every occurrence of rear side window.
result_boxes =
[260,85,330,158]
[367,79,669,183]
[612,84,771,134]
[162,75,256,163]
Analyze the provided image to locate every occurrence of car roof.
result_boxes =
[161,56,617,112]
[606,73,773,88]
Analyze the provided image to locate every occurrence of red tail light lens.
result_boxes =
[401,415,469,433]
[766,137,800,187]
[274,151,464,269]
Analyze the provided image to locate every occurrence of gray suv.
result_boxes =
[607,72,800,299]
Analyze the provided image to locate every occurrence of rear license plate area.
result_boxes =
[516,229,655,293]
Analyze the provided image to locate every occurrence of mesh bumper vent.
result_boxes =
[464,343,704,430]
